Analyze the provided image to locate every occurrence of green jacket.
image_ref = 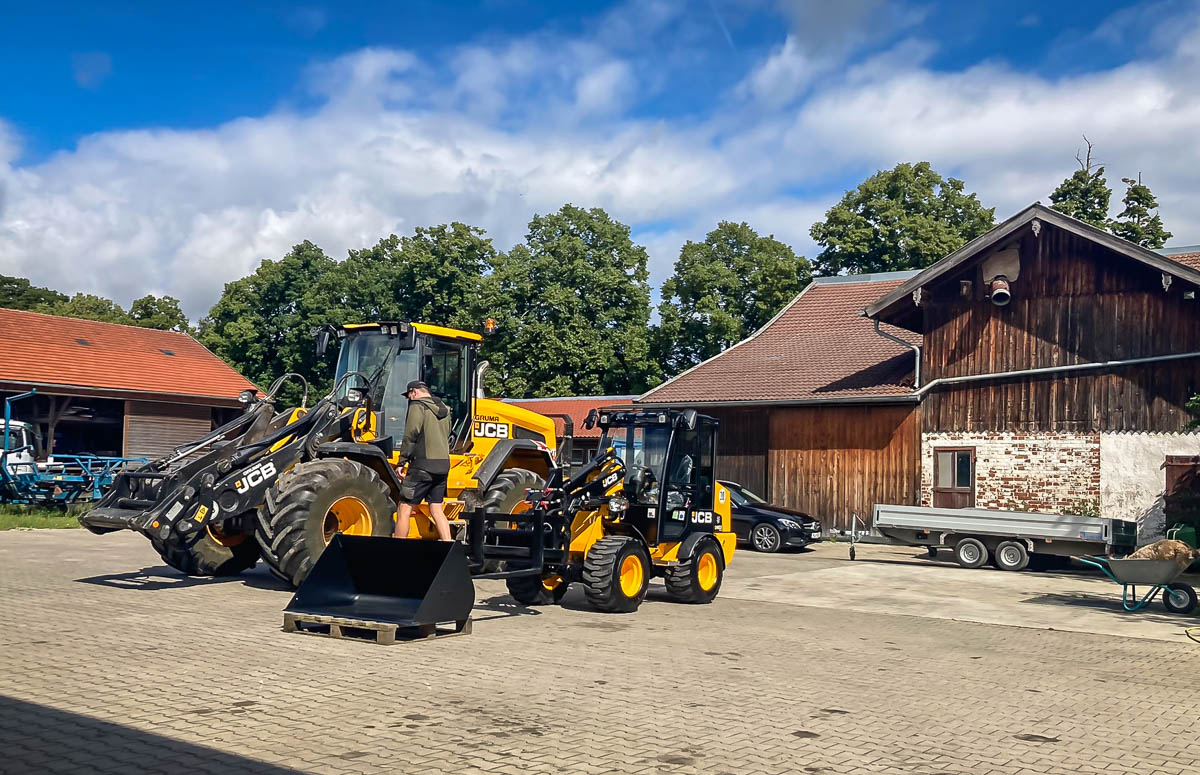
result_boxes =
[397,397,451,474]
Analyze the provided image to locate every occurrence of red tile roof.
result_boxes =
[504,395,635,438]
[639,274,920,405]
[0,307,256,403]
[1167,252,1200,272]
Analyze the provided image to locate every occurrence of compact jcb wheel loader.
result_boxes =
[482,406,738,613]
[281,406,737,632]
[80,322,568,587]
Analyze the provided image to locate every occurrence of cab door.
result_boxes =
[657,421,718,543]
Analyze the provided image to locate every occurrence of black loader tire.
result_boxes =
[483,468,545,573]
[506,569,568,606]
[583,536,650,613]
[255,458,394,587]
[664,539,725,604]
[151,524,260,577]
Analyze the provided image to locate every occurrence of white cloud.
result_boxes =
[3,0,1200,321]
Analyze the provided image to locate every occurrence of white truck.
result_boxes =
[2,419,43,477]
[866,503,1138,571]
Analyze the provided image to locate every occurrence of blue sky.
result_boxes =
[2,0,1199,316]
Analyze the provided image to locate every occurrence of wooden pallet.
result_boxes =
[282,612,472,645]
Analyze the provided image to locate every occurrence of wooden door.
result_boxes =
[932,447,975,508]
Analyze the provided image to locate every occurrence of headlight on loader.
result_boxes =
[608,496,629,514]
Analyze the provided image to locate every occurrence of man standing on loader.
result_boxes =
[393,380,454,541]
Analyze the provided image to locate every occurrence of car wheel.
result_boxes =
[751,522,782,553]
[953,537,988,569]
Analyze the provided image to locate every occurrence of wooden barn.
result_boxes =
[0,308,256,459]
[640,204,1200,539]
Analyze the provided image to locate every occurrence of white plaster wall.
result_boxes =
[1100,432,1200,542]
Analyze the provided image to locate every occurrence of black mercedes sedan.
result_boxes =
[720,480,823,553]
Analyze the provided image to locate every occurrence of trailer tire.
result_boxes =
[664,539,724,604]
[954,537,988,569]
[151,524,260,577]
[1163,583,1197,614]
[583,536,650,613]
[994,540,1029,572]
[255,458,394,587]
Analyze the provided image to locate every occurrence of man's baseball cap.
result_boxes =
[405,380,428,393]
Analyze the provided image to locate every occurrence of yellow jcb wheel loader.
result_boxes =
[80,321,569,587]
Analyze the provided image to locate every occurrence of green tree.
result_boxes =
[198,241,339,403]
[0,275,68,311]
[809,162,995,276]
[38,293,135,325]
[322,223,495,329]
[129,295,192,332]
[483,205,655,398]
[656,221,810,374]
[1049,137,1112,228]
[1110,174,1172,249]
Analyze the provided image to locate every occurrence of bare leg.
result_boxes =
[428,502,452,541]
[394,502,413,538]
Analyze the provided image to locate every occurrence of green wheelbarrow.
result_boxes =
[1078,556,1198,614]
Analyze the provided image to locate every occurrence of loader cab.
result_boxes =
[597,409,719,545]
[331,322,479,449]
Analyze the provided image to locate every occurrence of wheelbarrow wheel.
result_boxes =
[1162,583,1197,614]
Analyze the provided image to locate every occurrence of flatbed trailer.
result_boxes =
[861,504,1137,571]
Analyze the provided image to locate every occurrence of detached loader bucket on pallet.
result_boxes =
[283,535,475,644]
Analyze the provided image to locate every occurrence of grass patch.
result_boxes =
[0,505,85,530]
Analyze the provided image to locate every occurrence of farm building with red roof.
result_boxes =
[640,204,1200,539]
[0,308,256,458]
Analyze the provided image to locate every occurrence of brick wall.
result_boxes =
[921,432,1101,515]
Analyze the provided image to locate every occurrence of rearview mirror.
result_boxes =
[315,327,332,357]
[583,409,599,430]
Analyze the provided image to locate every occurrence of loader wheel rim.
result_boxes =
[205,522,247,548]
[324,496,373,542]
[697,552,718,591]
[619,554,644,597]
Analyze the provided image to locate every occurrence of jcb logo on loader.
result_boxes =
[474,422,510,439]
[234,461,277,494]
[691,511,715,525]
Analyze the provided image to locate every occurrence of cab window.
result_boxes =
[421,338,470,444]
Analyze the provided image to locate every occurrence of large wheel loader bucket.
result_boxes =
[283,535,475,640]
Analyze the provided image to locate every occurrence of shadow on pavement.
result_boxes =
[74,565,292,592]
[0,693,302,774]
[471,593,544,622]
[1019,591,1189,624]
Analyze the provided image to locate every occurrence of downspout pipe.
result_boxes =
[914,350,1200,397]
[871,318,922,389]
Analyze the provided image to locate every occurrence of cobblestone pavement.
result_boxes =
[1,530,1198,775]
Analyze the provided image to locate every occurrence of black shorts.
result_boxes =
[399,468,448,505]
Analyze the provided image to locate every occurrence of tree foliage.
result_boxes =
[1049,137,1112,228]
[321,223,494,329]
[483,205,655,398]
[38,293,136,325]
[1,275,67,311]
[129,295,191,333]
[809,162,995,276]
[656,221,810,374]
[1110,174,1172,249]
[198,241,340,402]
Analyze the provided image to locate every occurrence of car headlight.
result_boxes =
[778,518,802,530]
